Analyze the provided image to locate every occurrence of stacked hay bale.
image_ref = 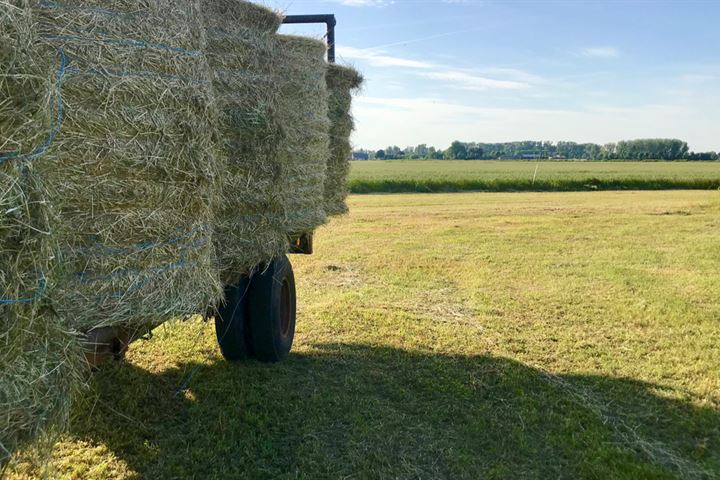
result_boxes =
[200,0,288,283]
[29,0,223,330]
[1,0,364,463]
[274,34,331,235]
[2,0,223,462]
[324,64,363,216]
[1,0,84,464]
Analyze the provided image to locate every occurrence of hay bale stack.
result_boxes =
[324,63,363,216]
[28,0,223,330]
[200,0,288,283]
[1,1,85,464]
[274,34,331,235]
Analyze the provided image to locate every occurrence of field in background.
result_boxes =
[349,160,720,193]
[8,191,720,479]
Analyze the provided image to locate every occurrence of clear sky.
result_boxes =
[268,0,720,152]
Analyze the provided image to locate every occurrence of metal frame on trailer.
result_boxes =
[282,14,337,63]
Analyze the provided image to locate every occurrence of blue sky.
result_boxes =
[269,0,720,152]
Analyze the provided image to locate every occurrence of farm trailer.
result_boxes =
[85,14,340,367]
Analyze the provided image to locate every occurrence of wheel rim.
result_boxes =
[279,279,292,337]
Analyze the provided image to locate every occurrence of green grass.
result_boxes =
[8,191,720,479]
[349,160,720,193]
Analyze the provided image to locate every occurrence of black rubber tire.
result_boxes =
[215,277,254,361]
[247,255,296,362]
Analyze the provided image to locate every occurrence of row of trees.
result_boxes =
[357,139,719,161]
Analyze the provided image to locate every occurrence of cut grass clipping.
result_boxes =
[325,64,363,216]
[201,0,287,283]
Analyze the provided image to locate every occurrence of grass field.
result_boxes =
[349,160,720,193]
[8,191,720,479]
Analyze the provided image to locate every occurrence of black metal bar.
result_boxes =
[282,14,336,63]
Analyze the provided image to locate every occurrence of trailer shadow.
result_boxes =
[66,343,718,479]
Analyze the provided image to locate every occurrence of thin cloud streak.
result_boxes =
[580,47,620,58]
[337,46,541,91]
[422,71,530,90]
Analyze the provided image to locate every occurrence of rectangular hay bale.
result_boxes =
[1,0,223,463]
[1,0,84,465]
[274,34,331,234]
[200,0,288,283]
[324,63,363,216]
[29,0,223,331]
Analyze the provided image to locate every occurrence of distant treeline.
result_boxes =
[355,139,719,161]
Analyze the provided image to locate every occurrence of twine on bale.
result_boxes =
[0,273,46,304]
[0,48,66,165]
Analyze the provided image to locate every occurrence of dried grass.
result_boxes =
[275,34,330,235]
[1,0,85,465]
[324,63,362,216]
[1,0,223,465]
[200,0,287,283]
[30,0,223,330]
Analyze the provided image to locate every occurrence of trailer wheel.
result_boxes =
[215,277,253,361]
[247,255,296,362]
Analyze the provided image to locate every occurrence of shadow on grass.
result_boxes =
[70,343,718,479]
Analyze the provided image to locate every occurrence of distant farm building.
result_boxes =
[352,151,369,160]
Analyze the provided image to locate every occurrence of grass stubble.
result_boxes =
[6,190,718,479]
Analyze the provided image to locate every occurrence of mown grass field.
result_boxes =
[8,191,720,479]
[349,160,720,193]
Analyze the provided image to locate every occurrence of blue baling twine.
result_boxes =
[74,258,192,286]
[43,34,202,58]
[36,1,201,57]
[38,0,131,19]
[0,50,67,303]
[0,49,67,166]
[69,66,210,85]
[109,261,197,299]
[0,273,47,304]
[78,225,209,258]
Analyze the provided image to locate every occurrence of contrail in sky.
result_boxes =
[361,27,486,52]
